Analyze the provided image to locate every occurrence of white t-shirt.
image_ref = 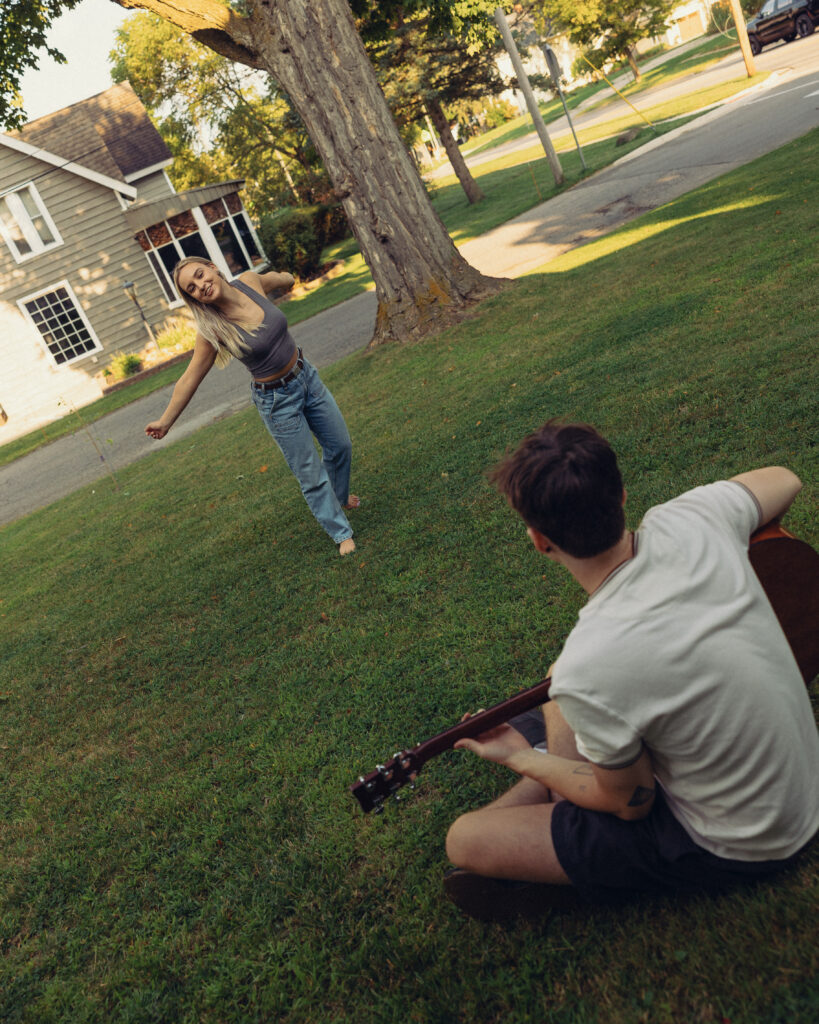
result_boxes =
[551,481,819,861]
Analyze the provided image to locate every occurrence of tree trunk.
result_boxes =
[627,47,642,83]
[115,0,506,347]
[425,97,484,205]
[273,149,300,202]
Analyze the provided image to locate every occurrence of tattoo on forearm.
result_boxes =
[571,765,593,776]
[627,786,655,807]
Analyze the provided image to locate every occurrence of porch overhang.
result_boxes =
[124,180,246,233]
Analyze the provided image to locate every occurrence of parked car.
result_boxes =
[746,0,818,55]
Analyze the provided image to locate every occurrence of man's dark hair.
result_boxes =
[490,420,625,558]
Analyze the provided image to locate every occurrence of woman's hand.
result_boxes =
[454,718,531,767]
[145,421,169,440]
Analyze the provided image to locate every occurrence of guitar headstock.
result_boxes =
[351,749,420,814]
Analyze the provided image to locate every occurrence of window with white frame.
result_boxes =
[0,183,62,262]
[201,194,263,276]
[19,282,101,366]
[135,212,210,305]
[134,195,264,304]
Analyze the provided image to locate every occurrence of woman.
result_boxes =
[145,257,359,555]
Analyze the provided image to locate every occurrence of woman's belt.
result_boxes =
[252,349,304,391]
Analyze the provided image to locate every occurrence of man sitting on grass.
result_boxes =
[445,421,819,921]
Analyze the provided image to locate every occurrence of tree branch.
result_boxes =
[111,0,264,68]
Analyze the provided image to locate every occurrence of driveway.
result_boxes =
[2,34,818,528]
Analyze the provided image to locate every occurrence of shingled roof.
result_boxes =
[9,82,171,184]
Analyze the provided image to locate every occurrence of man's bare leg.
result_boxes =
[445,801,570,883]
[445,701,588,884]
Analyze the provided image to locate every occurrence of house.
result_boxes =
[0,82,266,443]
[661,1,715,48]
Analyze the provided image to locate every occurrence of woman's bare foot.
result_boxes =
[343,495,361,510]
[338,538,356,556]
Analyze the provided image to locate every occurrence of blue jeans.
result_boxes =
[251,357,353,544]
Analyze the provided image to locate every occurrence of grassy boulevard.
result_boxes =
[2,125,817,1022]
[0,35,766,469]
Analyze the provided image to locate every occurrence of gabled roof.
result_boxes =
[67,83,172,180]
[1,82,171,194]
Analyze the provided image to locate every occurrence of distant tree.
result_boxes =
[357,1,512,205]
[0,0,83,128]
[3,0,506,348]
[531,0,676,82]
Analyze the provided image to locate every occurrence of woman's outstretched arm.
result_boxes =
[145,335,218,440]
[240,269,295,297]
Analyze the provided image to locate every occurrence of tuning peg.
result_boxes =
[374,804,385,815]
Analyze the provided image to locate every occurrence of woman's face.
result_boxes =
[177,262,223,305]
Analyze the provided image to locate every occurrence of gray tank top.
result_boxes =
[229,278,297,378]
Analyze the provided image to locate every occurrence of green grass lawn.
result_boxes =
[582,32,742,112]
[2,130,817,1023]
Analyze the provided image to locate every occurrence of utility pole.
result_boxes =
[728,0,756,76]
[493,7,563,187]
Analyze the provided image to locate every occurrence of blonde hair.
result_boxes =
[172,257,256,369]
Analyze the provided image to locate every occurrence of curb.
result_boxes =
[603,67,789,171]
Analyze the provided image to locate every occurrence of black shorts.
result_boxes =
[551,787,809,903]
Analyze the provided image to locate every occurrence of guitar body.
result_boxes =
[352,523,819,813]
[748,523,819,685]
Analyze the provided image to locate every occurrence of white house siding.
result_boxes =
[638,1,712,51]
[0,150,177,443]
[668,2,710,45]
[131,169,175,203]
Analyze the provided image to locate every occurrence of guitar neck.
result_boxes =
[350,676,552,812]
[410,676,552,769]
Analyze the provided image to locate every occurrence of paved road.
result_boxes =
[2,34,818,527]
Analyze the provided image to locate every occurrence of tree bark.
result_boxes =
[425,97,484,205]
[114,0,506,346]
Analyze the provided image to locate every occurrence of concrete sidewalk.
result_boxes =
[2,39,816,528]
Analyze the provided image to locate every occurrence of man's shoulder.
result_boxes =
[645,479,755,519]
[641,480,760,543]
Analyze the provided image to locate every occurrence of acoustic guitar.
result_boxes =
[351,523,819,814]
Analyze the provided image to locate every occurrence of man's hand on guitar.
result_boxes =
[453,715,532,767]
